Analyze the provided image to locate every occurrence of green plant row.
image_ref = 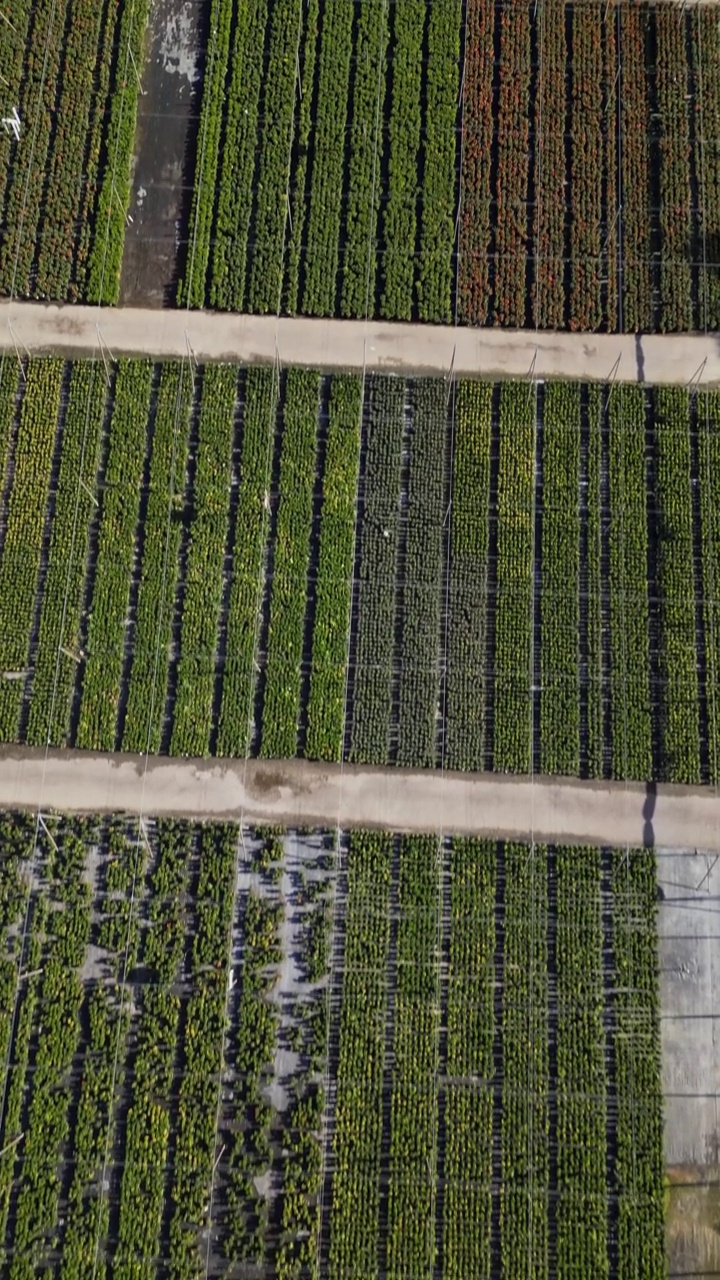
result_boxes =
[8,822,91,1277]
[340,0,390,318]
[0,359,63,741]
[555,846,608,1280]
[585,385,604,777]
[27,363,107,747]
[0,360,20,485]
[306,376,362,761]
[442,838,495,1279]
[223,878,282,1266]
[500,843,549,1280]
[123,363,194,753]
[328,832,392,1274]
[698,391,720,782]
[283,0,320,315]
[216,367,277,757]
[0,818,36,1258]
[261,370,320,756]
[608,386,653,779]
[208,0,269,311]
[493,383,535,773]
[301,0,355,315]
[445,381,492,771]
[60,821,141,1280]
[87,0,150,303]
[170,365,237,756]
[349,376,405,763]
[380,0,426,320]
[396,381,446,767]
[694,13,720,329]
[167,822,236,1278]
[177,0,233,309]
[247,0,303,314]
[386,835,439,1277]
[114,821,190,1279]
[540,383,580,775]
[76,361,153,751]
[655,387,701,781]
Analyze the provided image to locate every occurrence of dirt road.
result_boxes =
[1,747,719,849]
[1,300,720,385]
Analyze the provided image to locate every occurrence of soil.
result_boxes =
[119,0,203,307]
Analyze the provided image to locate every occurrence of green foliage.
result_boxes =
[540,383,580,774]
[445,381,492,770]
[350,377,404,762]
[306,376,361,760]
[76,361,153,750]
[170,366,236,756]
[260,370,320,756]
[0,359,63,740]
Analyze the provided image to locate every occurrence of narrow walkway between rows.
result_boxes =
[2,301,720,384]
[1,747,719,850]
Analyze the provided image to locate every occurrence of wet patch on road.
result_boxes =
[120,0,204,307]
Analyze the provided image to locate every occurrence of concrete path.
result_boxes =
[2,747,720,850]
[1,300,720,385]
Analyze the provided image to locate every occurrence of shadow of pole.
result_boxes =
[635,332,646,384]
[643,779,657,849]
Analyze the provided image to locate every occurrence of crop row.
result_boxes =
[221,849,282,1266]
[608,387,653,781]
[328,832,392,1273]
[493,384,535,774]
[396,382,446,767]
[0,359,64,741]
[442,838,495,1277]
[555,847,608,1279]
[0,0,138,304]
[305,377,361,760]
[260,370,320,756]
[348,377,405,763]
[169,366,237,757]
[540,383,580,775]
[445,382,492,771]
[75,361,153,751]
